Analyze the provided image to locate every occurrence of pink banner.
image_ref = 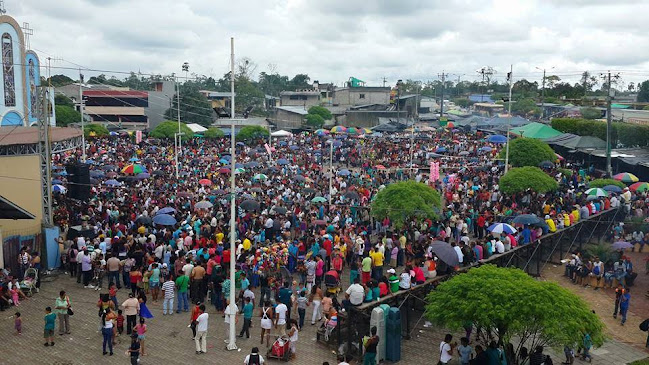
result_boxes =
[135,130,142,143]
[264,143,273,156]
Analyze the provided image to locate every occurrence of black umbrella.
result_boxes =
[152,170,165,176]
[511,214,542,225]
[89,178,99,185]
[101,165,116,171]
[430,241,460,267]
[293,175,306,182]
[302,188,316,194]
[240,199,260,211]
[242,193,255,200]
[539,160,555,169]
[117,176,138,183]
[273,206,288,214]
[213,189,226,195]
[135,216,152,225]
[343,191,360,200]
[250,187,263,193]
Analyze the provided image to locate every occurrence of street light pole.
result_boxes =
[78,69,86,163]
[227,36,238,351]
[505,64,513,173]
[175,74,182,180]
[328,140,333,205]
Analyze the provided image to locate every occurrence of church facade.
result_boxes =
[0,14,41,127]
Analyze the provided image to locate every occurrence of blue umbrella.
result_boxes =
[234,163,244,169]
[289,145,299,150]
[136,172,150,179]
[104,179,120,186]
[602,185,622,193]
[153,213,177,226]
[487,135,508,144]
[90,170,105,178]
[277,158,289,165]
[101,165,116,171]
[244,161,259,168]
[157,207,176,215]
[338,169,351,176]
[487,223,517,234]
[332,140,343,147]
[236,142,246,146]
[222,155,232,161]
[612,241,634,250]
[279,141,287,146]
[52,179,63,185]
[219,158,229,164]
[51,165,64,170]
[435,147,447,153]
[129,157,140,162]
[479,146,492,152]
[52,184,66,193]
[56,171,68,176]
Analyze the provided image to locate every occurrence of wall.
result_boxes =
[280,95,320,107]
[333,88,390,107]
[346,110,401,127]
[0,16,28,126]
[0,155,42,236]
[273,109,304,129]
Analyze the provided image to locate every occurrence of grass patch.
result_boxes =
[628,359,649,365]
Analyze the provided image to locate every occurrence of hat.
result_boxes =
[387,268,396,274]
[545,215,550,219]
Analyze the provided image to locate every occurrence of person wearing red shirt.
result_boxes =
[477,215,486,239]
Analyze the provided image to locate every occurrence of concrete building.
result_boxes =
[273,105,308,129]
[280,89,320,107]
[83,89,149,130]
[146,80,175,129]
[332,86,390,107]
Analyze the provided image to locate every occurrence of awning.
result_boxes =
[0,195,36,220]
[271,130,293,137]
[510,122,562,139]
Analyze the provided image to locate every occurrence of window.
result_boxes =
[2,33,15,106]
[359,93,365,99]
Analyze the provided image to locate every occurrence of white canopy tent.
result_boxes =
[271,129,293,137]
[186,123,208,133]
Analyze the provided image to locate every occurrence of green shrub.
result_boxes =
[236,125,269,141]
[498,138,556,167]
[499,167,559,194]
[588,178,625,189]
[150,120,193,141]
[203,127,224,139]
[84,123,109,138]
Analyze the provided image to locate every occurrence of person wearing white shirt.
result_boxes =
[494,239,505,254]
[344,279,365,307]
[224,300,239,344]
[274,302,288,336]
[453,243,464,264]
[244,347,265,364]
[195,305,209,354]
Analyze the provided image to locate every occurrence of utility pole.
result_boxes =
[227,36,238,351]
[476,67,494,102]
[535,66,554,120]
[456,74,464,97]
[438,72,448,120]
[78,70,86,162]
[601,71,620,177]
[382,77,387,87]
[505,65,513,173]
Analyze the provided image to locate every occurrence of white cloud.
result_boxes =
[10,0,649,87]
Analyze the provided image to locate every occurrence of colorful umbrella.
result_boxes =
[585,188,608,199]
[347,127,359,135]
[629,182,649,192]
[375,165,386,170]
[315,129,330,136]
[52,184,66,193]
[253,173,268,181]
[487,223,516,235]
[121,164,147,174]
[331,126,347,134]
[198,179,212,186]
[362,128,372,134]
[311,196,327,203]
[613,172,639,183]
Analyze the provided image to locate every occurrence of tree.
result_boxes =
[498,138,556,167]
[46,74,74,87]
[236,125,269,142]
[580,107,602,120]
[499,167,558,194]
[164,84,213,127]
[308,106,332,120]
[637,80,649,102]
[545,75,561,89]
[509,98,541,117]
[452,98,471,108]
[84,123,109,138]
[588,178,625,189]
[55,94,74,108]
[203,127,224,139]
[371,181,441,229]
[305,114,324,128]
[149,120,193,141]
[55,105,81,127]
[425,265,604,359]
[580,71,598,96]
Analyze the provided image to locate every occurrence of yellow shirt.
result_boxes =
[543,204,551,214]
[242,238,251,251]
[340,244,347,258]
[370,250,384,267]
[545,219,556,233]
[137,226,146,234]
[563,214,570,227]
[216,232,224,243]
[571,209,580,222]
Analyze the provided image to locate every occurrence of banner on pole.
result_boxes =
[135,130,142,143]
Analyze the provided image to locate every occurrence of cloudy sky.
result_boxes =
[13,0,649,88]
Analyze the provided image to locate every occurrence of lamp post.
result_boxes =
[505,64,513,173]
[227,37,238,351]
[328,139,334,205]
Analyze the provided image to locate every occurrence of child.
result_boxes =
[10,286,20,306]
[127,333,140,364]
[109,283,118,309]
[116,309,125,336]
[43,306,56,347]
[14,312,22,335]
[134,317,147,356]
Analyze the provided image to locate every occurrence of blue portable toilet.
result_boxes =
[386,307,402,361]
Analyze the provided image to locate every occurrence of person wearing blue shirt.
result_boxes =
[238,297,254,338]
[620,288,631,325]
[521,227,531,244]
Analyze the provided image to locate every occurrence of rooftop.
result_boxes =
[275,106,309,115]
[83,90,148,98]
[0,127,83,146]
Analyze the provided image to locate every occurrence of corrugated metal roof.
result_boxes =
[0,127,82,146]
[275,106,309,115]
[84,90,148,98]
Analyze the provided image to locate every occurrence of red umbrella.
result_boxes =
[198,178,212,186]
[219,168,231,174]
[375,165,386,170]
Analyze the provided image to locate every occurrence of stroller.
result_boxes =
[267,335,291,361]
[324,270,341,295]
[20,268,38,297]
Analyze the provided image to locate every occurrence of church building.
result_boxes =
[0,14,41,126]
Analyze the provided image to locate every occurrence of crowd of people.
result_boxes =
[1,126,648,363]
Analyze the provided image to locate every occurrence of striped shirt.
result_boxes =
[161,280,175,299]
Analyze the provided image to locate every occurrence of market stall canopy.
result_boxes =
[186,123,208,133]
[544,133,607,149]
[271,130,293,137]
[510,122,562,139]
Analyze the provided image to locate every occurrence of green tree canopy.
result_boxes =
[637,80,649,102]
[588,178,625,189]
[203,127,224,139]
[164,84,213,127]
[236,125,269,142]
[509,98,541,117]
[54,94,74,108]
[45,74,75,87]
[55,105,81,127]
[425,265,604,358]
[370,181,441,229]
[499,166,559,194]
[308,106,332,120]
[305,114,324,128]
[84,123,109,138]
[498,138,556,167]
[149,120,193,141]
[581,107,602,120]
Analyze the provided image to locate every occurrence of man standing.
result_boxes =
[161,275,175,315]
[278,282,292,321]
[43,306,56,347]
[370,246,384,281]
[613,285,625,319]
[238,296,254,338]
[361,254,372,285]
[274,299,288,336]
[620,287,631,326]
[121,293,140,335]
[176,271,190,313]
[363,326,379,365]
[106,254,121,289]
[54,290,71,335]
[81,249,94,288]
[195,304,209,354]
[191,261,206,304]
[224,299,239,344]
[439,333,455,365]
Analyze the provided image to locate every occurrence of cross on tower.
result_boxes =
[0,1,6,15]
[22,22,33,49]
